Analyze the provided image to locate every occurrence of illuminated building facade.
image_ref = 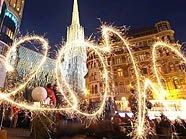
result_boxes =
[0,0,24,54]
[16,46,56,84]
[61,0,87,93]
[0,0,24,87]
[86,21,186,110]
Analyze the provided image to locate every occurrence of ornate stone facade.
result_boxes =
[86,21,186,110]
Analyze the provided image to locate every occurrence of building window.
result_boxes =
[121,56,125,63]
[6,28,14,39]
[91,86,94,94]
[173,78,180,89]
[169,63,175,71]
[117,68,123,77]
[157,64,162,73]
[118,82,124,93]
[148,40,153,45]
[139,54,146,61]
[9,0,24,14]
[107,58,111,65]
[93,73,96,80]
[129,67,135,76]
[162,64,169,74]
[123,67,129,77]
[141,67,148,75]
[91,73,97,81]
[161,79,166,87]
[10,0,17,8]
[179,64,186,72]
[16,0,22,11]
[112,58,115,64]
[95,85,98,94]
[10,31,14,39]
[115,57,122,64]
[6,28,10,36]
[93,62,95,68]
[143,41,147,46]
[180,79,184,86]
[100,83,102,87]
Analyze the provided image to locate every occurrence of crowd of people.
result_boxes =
[1,83,186,139]
[111,112,186,138]
[0,104,31,129]
[0,83,63,129]
[109,89,186,138]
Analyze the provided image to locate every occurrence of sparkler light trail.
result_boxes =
[0,34,110,118]
[0,25,185,139]
[5,35,49,97]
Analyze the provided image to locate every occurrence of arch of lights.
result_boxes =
[0,25,185,139]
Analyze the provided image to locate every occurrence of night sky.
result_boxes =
[20,0,186,47]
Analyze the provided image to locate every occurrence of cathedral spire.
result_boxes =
[63,0,87,94]
[67,0,84,43]
[71,0,80,26]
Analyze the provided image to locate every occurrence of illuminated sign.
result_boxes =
[5,10,19,27]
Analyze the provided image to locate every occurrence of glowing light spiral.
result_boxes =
[0,34,110,119]
[0,25,185,139]
[5,35,49,97]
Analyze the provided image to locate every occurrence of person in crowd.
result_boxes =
[180,119,186,128]
[180,119,186,136]
[153,118,160,134]
[11,105,19,128]
[3,105,12,128]
[146,117,156,139]
[158,114,171,136]
[173,119,186,136]
[159,114,171,128]
[113,112,122,124]
[61,113,68,125]
[105,97,116,120]
[123,114,131,125]
[46,83,56,107]
[112,112,122,132]
[0,104,4,129]
[17,109,26,128]
[53,84,63,108]
[128,89,138,117]
[22,110,31,129]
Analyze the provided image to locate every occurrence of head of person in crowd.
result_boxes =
[46,83,56,107]
[108,97,112,102]
[130,89,136,95]
[53,84,58,92]
[47,83,52,89]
